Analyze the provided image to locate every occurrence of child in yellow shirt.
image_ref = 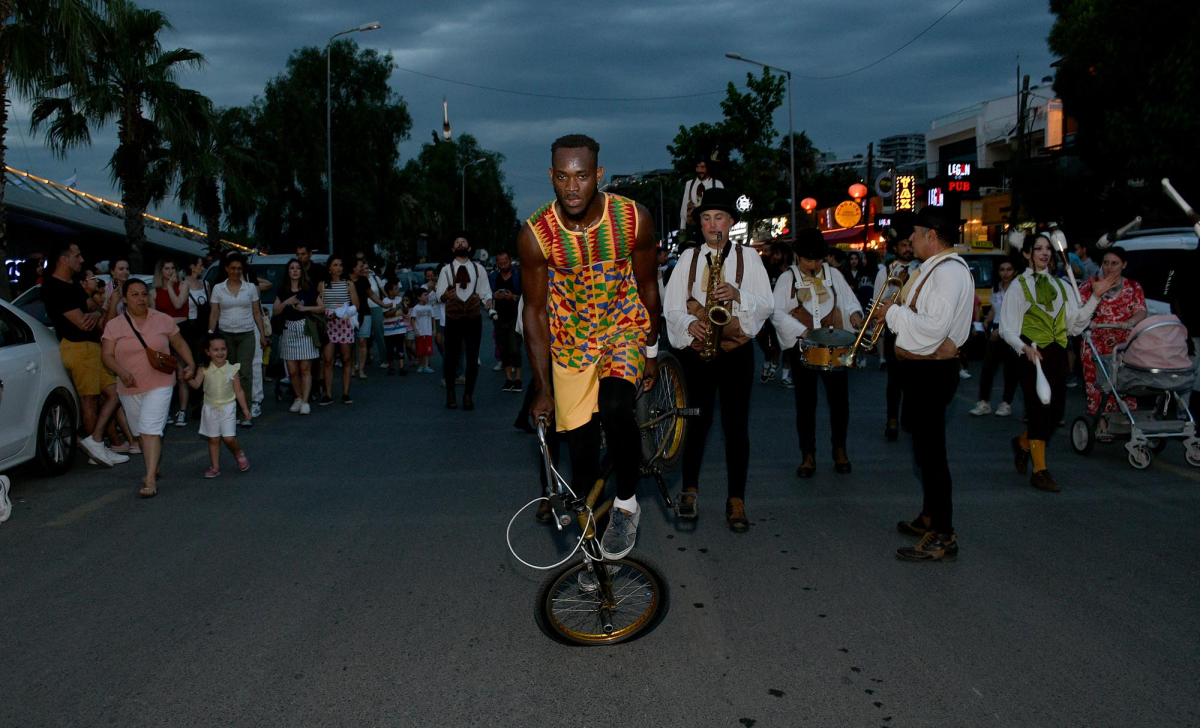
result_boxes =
[188,333,252,478]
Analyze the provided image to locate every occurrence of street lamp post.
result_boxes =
[726,53,796,243]
[327,21,381,252]
[461,157,486,229]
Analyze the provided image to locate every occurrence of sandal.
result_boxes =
[236,453,250,472]
[139,477,158,498]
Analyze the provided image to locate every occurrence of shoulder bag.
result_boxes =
[124,313,179,374]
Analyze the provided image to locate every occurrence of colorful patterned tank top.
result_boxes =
[527,193,651,372]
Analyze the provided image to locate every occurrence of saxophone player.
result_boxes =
[771,228,864,478]
[664,188,772,531]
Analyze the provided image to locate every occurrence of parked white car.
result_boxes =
[0,296,79,475]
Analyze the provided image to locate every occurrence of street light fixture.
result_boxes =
[461,157,486,229]
[726,52,796,243]
[326,20,381,252]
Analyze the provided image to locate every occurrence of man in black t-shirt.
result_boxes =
[488,251,522,392]
[296,244,327,290]
[42,243,128,467]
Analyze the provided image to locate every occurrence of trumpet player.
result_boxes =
[664,188,772,531]
[771,228,864,478]
[870,206,974,562]
[876,212,920,440]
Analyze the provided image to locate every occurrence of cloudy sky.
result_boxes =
[6,0,1059,228]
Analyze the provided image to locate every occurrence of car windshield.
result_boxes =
[963,256,996,290]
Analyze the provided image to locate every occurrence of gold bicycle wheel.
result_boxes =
[534,553,670,646]
[636,351,688,470]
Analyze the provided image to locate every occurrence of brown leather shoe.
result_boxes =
[896,531,958,562]
[833,446,852,474]
[726,497,749,532]
[1011,436,1029,475]
[1030,469,1060,492]
[462,395,475,411]
[446,394,457,410]
[884,418,899,442]
[795,452,816,478]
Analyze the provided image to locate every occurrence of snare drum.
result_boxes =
[798,327,858,371]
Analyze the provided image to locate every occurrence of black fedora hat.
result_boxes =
[692,187,740,223]
[793,227,827,261]
[915,205,961,235]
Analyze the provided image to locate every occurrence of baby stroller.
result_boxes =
[1070,315,1200,469]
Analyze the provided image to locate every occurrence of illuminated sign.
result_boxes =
[947,163,972,178]
[895,175,916,212]
[736,195,753,212]
[769,216,789,238]
[948,179,972,193]
[834,200,862,228]
[928,188,944,207]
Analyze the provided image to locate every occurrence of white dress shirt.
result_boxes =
[883,249,975,355]
[678,177,723,229]
[998,268,1099,355]
[663,243,773,350]
[771,263,863,350]
[435,260,493,305]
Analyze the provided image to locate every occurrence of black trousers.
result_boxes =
[677,342,754,500]
[443,315,482,397]
[899,358,960,534]
[793,355,850,454]
[563,378,641,501]
[978,335,1019,404]
[883,330,903,421]
[1018,342,1067,441]
[496,318,522,369]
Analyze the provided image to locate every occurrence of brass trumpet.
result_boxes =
[838,277,904,368]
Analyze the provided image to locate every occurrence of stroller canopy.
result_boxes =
[1121,315,1192,372]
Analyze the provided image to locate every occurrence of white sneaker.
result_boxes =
[289,398,303,413]
[493,362,503,372]
[380,361,389,369]
[299,402,311,415]
[80,436,114,467]
[969,400,993,416]
[780,376,794,389]
[251,402,262,418]
[959,369,972,380]
[173,410,187,427]
[0,475,12,523]
[105,449,130,464]
[995,402,1013,417]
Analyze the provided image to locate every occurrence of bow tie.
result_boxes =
[1033,272,1057,311]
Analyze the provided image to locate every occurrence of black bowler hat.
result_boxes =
[692,187,740,223]
[793,227,827,261]
[886,211,917,246]
[915,206,961,235]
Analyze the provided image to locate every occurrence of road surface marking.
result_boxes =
[45,490,127,527]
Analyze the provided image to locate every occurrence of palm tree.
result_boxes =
[0,0,95,299]
[29,0,206,254]
[174,103,266,253]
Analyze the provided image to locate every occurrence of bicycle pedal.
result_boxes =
[675,492,698,520]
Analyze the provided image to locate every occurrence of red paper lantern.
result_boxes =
[800,197,817,212]
[848,183,868,200]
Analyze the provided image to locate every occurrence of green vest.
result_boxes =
[1017,275,1068,348]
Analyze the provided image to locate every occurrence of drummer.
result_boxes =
[772,228,864,477]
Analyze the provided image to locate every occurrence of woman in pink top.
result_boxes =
[101,279,196,497]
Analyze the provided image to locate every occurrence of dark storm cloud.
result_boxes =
[5,0,1058,230]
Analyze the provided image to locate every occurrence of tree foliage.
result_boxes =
[668,69,789,227]
[30,0,207,253]
[242,40,412,256]
[1048,0,1200,204]
[397,133,518,261]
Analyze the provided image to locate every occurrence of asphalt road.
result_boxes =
[2,350,1198,727]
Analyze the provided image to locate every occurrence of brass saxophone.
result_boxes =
[700,232,732,362]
